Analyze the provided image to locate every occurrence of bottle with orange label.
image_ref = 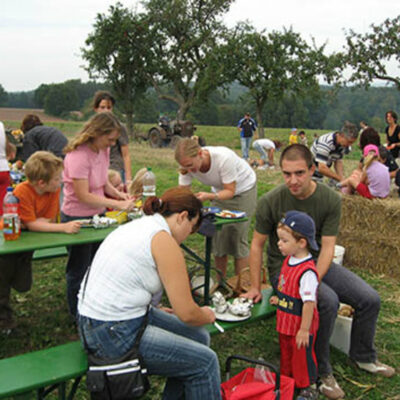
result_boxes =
[3,187,21,241]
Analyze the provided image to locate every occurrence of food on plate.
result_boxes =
[337,303,354,318]
[217,210,238,218]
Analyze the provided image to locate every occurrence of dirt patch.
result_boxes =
[0,108,67,123]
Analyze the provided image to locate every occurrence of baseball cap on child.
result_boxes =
[291,128,297,132]
[280,210,319,250]
[363,144,379,157]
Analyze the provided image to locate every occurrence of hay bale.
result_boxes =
[338,195,400,279]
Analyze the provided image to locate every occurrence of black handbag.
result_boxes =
[81,266,150,399]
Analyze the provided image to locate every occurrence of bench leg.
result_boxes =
[67,377,82,400]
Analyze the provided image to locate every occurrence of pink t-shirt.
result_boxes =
[62,144,109,217]
[367,160,390,198]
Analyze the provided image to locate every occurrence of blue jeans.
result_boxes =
[78,307,221,400]
[271,262,380,377]
[61,212,101,317]
[253,141,268,161]
[240,137,252,160]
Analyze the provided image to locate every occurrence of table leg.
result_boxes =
[203,236,212,305]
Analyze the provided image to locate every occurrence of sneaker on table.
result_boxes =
[356,360,395,378]
[318,374,345,399]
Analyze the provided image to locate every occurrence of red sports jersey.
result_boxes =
[276,257,319,336]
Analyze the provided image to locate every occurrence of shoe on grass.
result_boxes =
[356,360,395,378]
[296,384,318,399]
[318,374,344,399]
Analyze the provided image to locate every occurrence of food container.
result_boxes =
[330,303,353,355]
[105,211,128,224]
[333,245,345,265]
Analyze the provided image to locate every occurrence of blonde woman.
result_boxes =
[175,138,257,277]
[62,112,135,317]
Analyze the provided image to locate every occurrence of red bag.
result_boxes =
[221,355,295,400]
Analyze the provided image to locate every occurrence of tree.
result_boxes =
[82,3,156,138]
[344,15,400,90]
[44,83,79,116]
[144,0,234,120]
[0,84,7,106]
[222,24,336,137]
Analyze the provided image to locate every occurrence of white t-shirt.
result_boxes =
[288,255,318,302]
[252,139,275,150]
[0,122,10,172]
[178,146,256,195]
[77,214,168,321]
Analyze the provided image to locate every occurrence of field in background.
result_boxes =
[0,116,398,399]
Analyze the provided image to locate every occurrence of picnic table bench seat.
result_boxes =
[0,289,274,399]
[33,246,68,261]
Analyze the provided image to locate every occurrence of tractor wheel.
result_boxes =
[148,129,162,148]
[169,135,182,149]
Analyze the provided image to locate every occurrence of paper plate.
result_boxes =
[215,210,246,219]
[202,206,221,214]
[211,307,252,322]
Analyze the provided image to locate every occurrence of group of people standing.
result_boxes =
[1,105,397,399]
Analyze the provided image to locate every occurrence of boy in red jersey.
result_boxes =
[270,210,319,400]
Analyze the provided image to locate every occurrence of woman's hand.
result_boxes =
[195,192,214,202]
[62,221,81,234]
[114,199,136,211]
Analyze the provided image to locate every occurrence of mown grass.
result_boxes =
[1,122,399,399]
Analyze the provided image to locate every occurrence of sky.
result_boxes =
[1,0,399,92]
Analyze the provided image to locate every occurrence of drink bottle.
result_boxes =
[142,168,156,197]
[3,187,21,241]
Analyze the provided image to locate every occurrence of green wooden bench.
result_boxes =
[33,246,68,261]
[0,289,274,399]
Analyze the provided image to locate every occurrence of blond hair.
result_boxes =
[174,138,200,163]
[127,168,147,196]
[363,152,378,170]
[64,112,121,153]
[24,151,63,183]
[108,169,121,182]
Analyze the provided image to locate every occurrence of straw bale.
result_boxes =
[338,195,400,279]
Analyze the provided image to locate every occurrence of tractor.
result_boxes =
[147,116,197,148]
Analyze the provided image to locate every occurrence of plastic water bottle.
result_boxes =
[142,167,156,197]
[3,187,21,241]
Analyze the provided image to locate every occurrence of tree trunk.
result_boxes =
[177,101,191,121]
[255,103,264,138]
[125,112,135,140]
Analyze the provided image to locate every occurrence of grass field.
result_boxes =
[0,120,398,399]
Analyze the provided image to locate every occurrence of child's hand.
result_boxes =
[296,328,310,349]
[63,221,81,234]
[269,295,278,306]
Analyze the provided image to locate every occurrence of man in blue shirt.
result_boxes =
[237,113,257,160]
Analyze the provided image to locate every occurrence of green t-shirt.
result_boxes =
[255,183,341,279]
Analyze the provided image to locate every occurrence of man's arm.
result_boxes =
[242,230,268,303]
[316,235,336,279]
[333,159,344,181]
[318,162,343,181]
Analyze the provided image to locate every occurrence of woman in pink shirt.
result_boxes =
[62,112,135,317]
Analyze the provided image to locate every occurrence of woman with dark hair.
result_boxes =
[77,187,221,400]
[385,110,400,158]
[20,114,68,160]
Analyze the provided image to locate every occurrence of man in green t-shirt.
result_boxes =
[244,144,395,400]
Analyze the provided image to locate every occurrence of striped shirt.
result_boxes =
[311,132,346,167]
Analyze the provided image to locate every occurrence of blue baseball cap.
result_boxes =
[280,210,318,250]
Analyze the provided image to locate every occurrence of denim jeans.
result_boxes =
[271,261,380,377]
[78,307,221,400]
[61,212,101,317]
[315,262,380,376]
[240,137,252,160]
[253,141,268,161]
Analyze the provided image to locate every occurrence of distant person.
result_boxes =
[359,121,369,135]
[93,91,132,183]
[0,121,11,214]
[237,112,257,160]
[0,151,81,332]
[310,121,358,182]
[298,130,308,147]
[384,110,400,159]
[251,138,282,170]
[289,128,298,145]
[20,114,68,161]
[339,144,390,199]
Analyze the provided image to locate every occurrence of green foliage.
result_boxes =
[82,3,156,136]
[0,84,7,106]
[144,0,234,119]
[220,23,337,137]
[43,82,80,116]
[344,15,400,89]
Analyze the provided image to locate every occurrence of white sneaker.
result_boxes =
[257,165,269,170]
[319,374,345,399]
[356,361,395,378]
